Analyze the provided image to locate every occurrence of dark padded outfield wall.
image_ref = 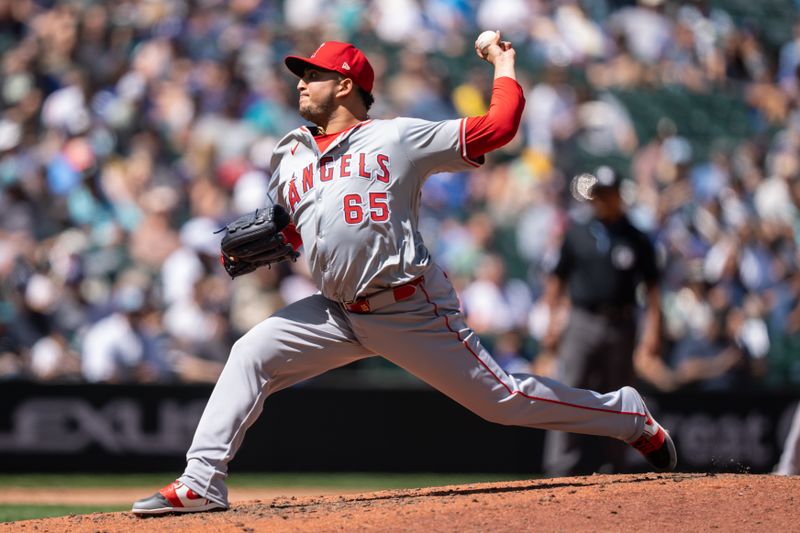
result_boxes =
[0,382,796,474]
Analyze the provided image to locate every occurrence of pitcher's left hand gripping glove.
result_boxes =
[218,205,299,278]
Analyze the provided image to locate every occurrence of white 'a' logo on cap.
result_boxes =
[311,43,325,58]
[342,62,351,70]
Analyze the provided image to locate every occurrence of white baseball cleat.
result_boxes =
[624,386,678,472]
[132,480,227,515]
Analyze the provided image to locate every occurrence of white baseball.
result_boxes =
[475,30,499,55]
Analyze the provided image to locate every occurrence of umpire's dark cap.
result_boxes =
[570,166,621,201]
[591,166,622,192]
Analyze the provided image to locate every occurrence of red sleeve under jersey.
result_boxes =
[280,223,303,251]
[464,77,525,160]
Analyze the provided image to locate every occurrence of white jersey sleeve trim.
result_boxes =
[459,118,482,168]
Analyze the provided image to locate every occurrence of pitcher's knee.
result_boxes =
[229,338,264,371]
[468,402,521,427]
[484,409,522,427]
[228,320,285,372]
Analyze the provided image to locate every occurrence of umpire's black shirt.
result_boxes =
[553,213,658,310]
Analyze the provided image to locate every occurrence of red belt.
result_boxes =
[344,277,424,313]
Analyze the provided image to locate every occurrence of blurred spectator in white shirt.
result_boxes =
[80,284,170,383]
[462,253,532,335]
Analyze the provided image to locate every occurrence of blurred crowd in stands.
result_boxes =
[2,0,800,390]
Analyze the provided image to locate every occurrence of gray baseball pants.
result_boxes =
[179,265,648,506]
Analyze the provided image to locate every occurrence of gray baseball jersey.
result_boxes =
[268,118,479,302]
[177,116,654,506]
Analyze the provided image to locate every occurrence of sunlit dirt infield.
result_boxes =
[3,473,798,532]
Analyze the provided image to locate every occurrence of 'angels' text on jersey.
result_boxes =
[286,152,392,213]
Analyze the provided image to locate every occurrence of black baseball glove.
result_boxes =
[217,205,299,278]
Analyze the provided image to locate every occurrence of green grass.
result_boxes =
[0,472,534,523]
[0,504,127,523]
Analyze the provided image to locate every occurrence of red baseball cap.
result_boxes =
[285,41,374,94]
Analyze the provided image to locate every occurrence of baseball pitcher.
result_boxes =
[133,33,676,515]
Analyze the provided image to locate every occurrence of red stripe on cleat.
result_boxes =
[631,426,666,455]
[159,481,185,508]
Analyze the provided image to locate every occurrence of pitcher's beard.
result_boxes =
[299,96,336,128]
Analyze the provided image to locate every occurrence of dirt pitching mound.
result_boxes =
[3,473,797,532]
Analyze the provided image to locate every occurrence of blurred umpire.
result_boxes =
[538,166,673,476]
